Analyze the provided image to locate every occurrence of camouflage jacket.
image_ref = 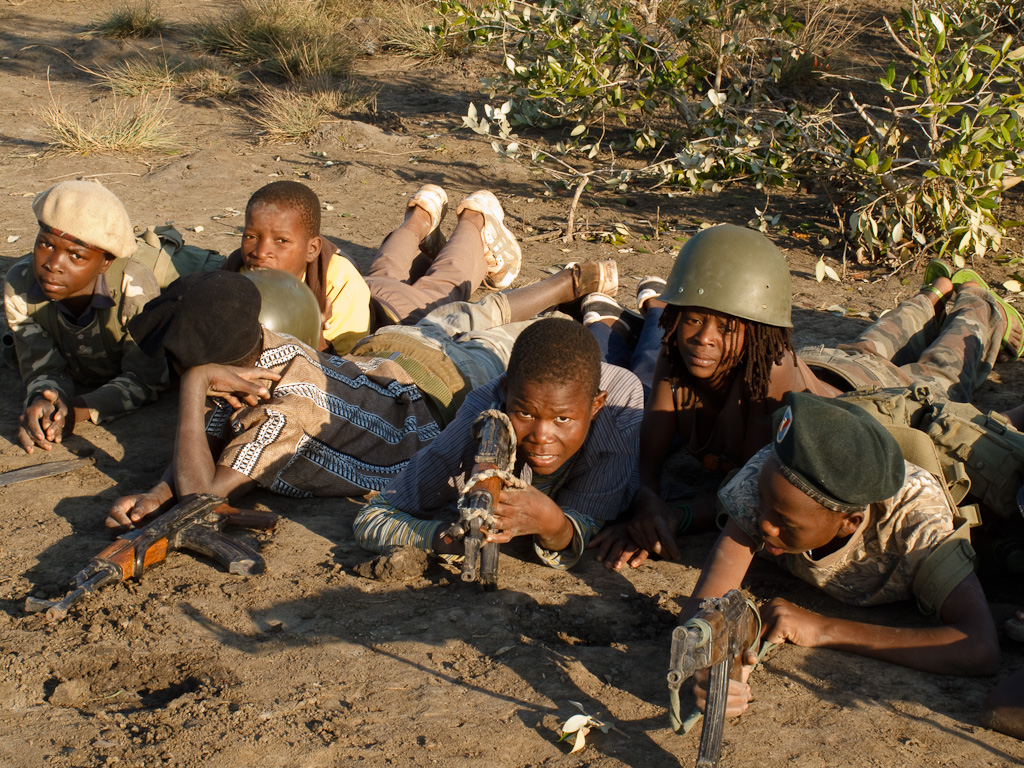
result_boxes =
[3,255,168,424]
[718,445,956,609]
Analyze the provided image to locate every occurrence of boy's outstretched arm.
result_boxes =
[106,462,176,529]
[759,573,999,676]
[684,519,759,718]
[173,364,279,501]
[683,518,758,616]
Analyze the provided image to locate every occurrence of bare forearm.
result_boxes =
[174,375,218,496]
[683,520,756,619]
[149,463,177,502]
[536,513,573,552]
[811,618,998,676]
[638,429,673,493]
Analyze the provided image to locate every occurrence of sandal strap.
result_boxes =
[408,184,448,232]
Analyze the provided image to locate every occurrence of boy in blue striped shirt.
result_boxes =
[355,318,644,569]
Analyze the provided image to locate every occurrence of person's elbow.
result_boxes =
[942,629,1001,677]
[352,507,379,551]
[937,575,1000,676]
[962,636,1001,677]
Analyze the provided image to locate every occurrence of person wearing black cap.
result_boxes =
[682,392,999,719]
[105,268,618,527]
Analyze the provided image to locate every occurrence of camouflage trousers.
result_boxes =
[799,285,1006,402]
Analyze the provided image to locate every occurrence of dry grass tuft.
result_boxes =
[43,93,178,153]
[379,1,470,61]
[194,0,351,81]
[96,58,179,97]
[94,1,168,39]
[177,65,245,102]
[317,0,469,60]
[250,78,375,141]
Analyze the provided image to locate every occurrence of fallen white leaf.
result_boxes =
[569,727,590,753]
[562,715,590,734]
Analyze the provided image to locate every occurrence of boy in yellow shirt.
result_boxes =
[223,180,372,354]
[225,181,523,355]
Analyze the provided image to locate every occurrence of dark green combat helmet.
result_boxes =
[243,268,322,348]
[660,224,793,328]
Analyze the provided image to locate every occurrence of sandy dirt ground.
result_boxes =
[0,1,1021,767]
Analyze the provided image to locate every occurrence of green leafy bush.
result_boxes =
[442,0,1024,263]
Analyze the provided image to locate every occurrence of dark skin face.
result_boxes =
[32,228,114,313]
[756,454,863,557]
[502,376,607,476]
[241,201,319,278]
[674,307,746,395]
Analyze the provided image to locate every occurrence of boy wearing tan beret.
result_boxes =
[3,180,168,453]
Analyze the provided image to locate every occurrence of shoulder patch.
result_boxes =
[776,405,793,443]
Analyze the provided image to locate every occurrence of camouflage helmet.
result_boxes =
[243,268,322,348]
[660,224,793,328]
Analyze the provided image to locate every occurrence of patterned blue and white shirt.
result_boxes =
[207,328,440,497]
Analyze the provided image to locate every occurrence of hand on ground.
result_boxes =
[17,389,68,453]
[106,492,166,529]
[589,523,651,569]
[627,491,683,561]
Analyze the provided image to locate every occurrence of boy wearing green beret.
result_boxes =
[684,392,999,718]
[594,227,1021,570]
[3,180,168,453]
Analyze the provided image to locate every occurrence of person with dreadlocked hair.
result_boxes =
[657,303,796,403]
[590,224,1021,570]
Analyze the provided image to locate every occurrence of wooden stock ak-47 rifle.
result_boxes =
[444,410,518,591]
[25,494,277,621]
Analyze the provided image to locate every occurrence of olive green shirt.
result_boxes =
[3,255,168,424]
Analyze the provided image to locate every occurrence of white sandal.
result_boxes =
[456,190,522,290]
[408,184,448,258]
[636,275,667,316]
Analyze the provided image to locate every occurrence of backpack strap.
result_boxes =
[133,225,225,290]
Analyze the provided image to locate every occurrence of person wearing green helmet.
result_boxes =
[590,224,1022,570]
[242,268,323,349]
[103,261,621,526]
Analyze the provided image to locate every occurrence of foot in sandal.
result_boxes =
[951,267,1024,360]
[407,184,448,259]
[455,190,522,290]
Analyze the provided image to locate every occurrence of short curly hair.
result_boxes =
[506,318,601,398]
[246,180,321,239]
